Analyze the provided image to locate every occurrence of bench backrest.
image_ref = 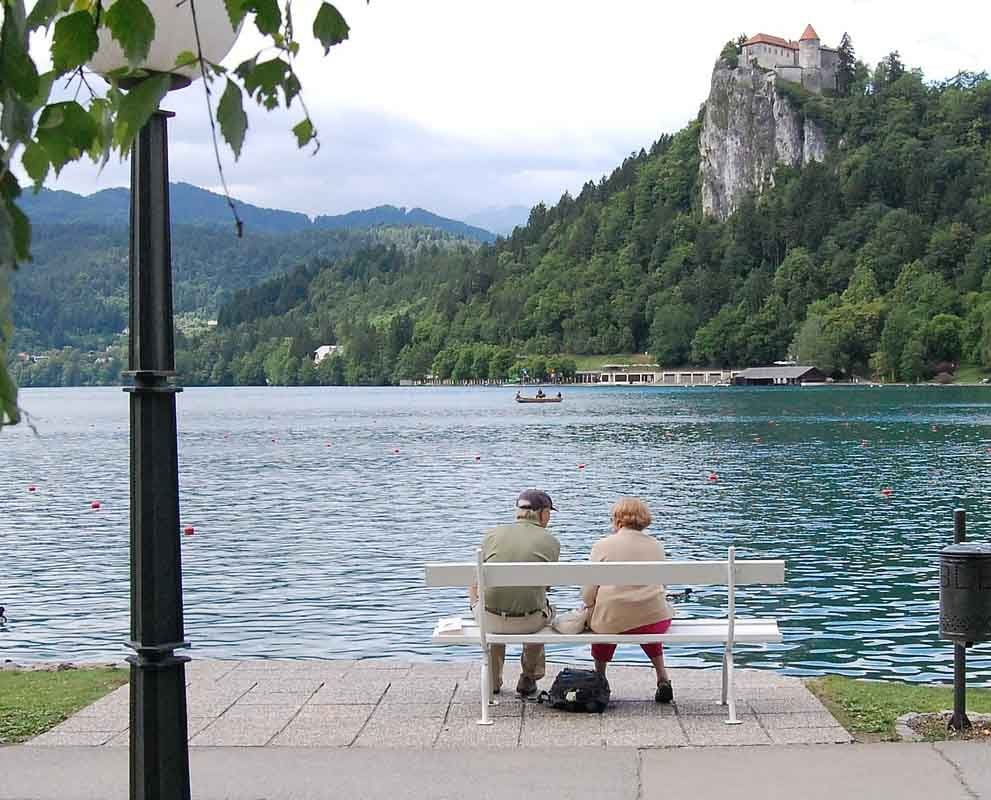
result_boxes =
[425,558,785,588]
[425,546,785,648]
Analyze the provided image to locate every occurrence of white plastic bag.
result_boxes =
[551,607,590,634]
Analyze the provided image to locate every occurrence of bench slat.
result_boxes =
[425,560,785,588]
[431,618,782,645]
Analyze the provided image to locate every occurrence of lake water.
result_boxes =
[2,385,991,684]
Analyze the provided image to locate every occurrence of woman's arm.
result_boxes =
[581,539,604,607]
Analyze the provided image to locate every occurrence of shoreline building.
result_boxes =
[741,25,837,93]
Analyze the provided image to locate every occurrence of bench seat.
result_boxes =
[425,547,785,726]
[432,617,782,646]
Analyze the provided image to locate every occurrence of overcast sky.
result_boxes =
[33,0,991,221]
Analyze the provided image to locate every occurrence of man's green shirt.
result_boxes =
[481,519,561,615]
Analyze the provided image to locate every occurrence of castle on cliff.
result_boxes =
[741,25,837,93]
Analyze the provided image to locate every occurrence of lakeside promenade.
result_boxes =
[2,659,989,798]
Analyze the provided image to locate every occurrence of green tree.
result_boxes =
[836,33,857,96]
[923,314,963,365]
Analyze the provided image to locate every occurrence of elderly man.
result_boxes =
[470,489,561,697]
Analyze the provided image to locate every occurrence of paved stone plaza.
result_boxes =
[26,659,851,749]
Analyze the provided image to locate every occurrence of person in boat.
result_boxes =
[581,497,675,703]
[535,388,546,399]
[515,390,521,400]
[469,490,560,697]
[556,392,562,399]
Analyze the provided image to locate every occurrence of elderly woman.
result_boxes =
[581,497,675,702]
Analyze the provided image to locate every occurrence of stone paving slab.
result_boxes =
[27,659,853,750]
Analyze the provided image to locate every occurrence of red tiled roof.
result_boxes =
[800,24,819,41]
[744,33,797,50]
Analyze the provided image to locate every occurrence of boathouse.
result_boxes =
[574,365,740,385]
[732,366,826,385]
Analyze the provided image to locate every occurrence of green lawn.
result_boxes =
[951,363,991,384]
[807,676,991,741]
[569,353,655,371]
[0,668,128,744]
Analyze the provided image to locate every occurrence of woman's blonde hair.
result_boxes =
[611,497,652,531]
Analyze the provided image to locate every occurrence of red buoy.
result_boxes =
[578,463,586,469]
[474,455,481,461]
[881,487,892,497]
[708,472,719,482]
[183,526,195,535]
[90,501,101,510]
[27,485,36,493]
[754,437,762,444]
[393,449,400,454]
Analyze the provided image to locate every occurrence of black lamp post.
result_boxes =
[124,101,192,800]
[87,3,239,797]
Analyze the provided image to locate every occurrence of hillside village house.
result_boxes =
[313,345,344,364]
[741,25,837,93]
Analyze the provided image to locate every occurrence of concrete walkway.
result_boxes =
[24,659,851,749]
[2,742,989,799]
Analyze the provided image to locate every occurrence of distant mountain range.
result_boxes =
[19,183,499,243]
[463,205,531,236]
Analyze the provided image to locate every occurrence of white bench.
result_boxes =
[425,546,785,725]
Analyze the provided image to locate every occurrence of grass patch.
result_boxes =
[0,668,128,744]
[952,363,991,384]
[807,676,991,742]
[569,353,655,371]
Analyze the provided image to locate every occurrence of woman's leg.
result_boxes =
[645,647,669,683]
[590,643,616,678]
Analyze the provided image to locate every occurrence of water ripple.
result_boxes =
[2,385,990,684]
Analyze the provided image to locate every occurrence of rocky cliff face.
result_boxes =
[699,63,828,221]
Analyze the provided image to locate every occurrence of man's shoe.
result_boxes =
[516,676,538,697]
[492,686,501,695]
[655,680,674,704]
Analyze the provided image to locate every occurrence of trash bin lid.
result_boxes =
[941,542,991,557]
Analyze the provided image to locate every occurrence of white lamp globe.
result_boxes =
[87,0,239,81]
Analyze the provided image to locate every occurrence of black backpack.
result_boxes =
[539,668,611,713]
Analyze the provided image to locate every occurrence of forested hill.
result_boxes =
[14,50,991,388]
[10,183,493,356]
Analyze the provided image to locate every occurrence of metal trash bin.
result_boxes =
[939,543,991,644]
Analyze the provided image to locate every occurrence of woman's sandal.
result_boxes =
[655,679,674,704]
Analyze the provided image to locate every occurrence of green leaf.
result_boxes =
[236,57,295,110]
[51,11,98,75]
[0,173,30,264]
[21,142,50,185]
[87,98,115,167]
[174,50,198,70]
[104,0,156,67]
[113,73,171,151]
[27,71,57,113]
[1,2,39,99]
[312,3,349,55]
[224,0,248,29]
[25,0,60,32]
[35,101,99,174]
[250,0,282,36]
[217,80,248,158]
[292,118,315,148]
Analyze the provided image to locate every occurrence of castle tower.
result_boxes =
[798,24,820,71]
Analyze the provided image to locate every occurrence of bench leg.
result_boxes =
[477,649,494,726]
[722,644,741,725]
[721,649,728,706]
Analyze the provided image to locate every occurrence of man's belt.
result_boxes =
[484,607,545,618]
